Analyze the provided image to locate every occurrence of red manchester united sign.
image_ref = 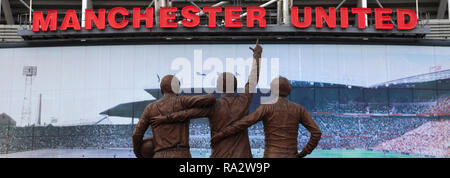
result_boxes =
[32,6,418,32]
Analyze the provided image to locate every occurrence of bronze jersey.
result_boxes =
[166,86,255,158]
[132,93,215,158]
[217,97,322,158]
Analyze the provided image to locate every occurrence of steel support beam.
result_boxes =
[155,0,160,25]
[154,0,168,26]
[373,0,396,27]
[189,0,201,10]
[283,0,290,24]
[355,0,368,27]
[416,0,420,19]
[148,0,154,7]
[336,0,348,10]
[362,0,367,26]
[30,0,32,23]
[240,0,279,18]
[178,1,229,25]
[1,0,14,24]
[437,0,447,19]
[374,0,384,8]
[18,0,33,23]
[18,0,30,8]
[82,0,93,27]
[277,0,282,25]
[0,0,2,25]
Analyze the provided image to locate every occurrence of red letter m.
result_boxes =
[33,10,58,32]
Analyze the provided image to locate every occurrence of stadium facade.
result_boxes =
[0,0,449,158]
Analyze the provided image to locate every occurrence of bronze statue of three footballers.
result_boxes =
[132,41,322,158]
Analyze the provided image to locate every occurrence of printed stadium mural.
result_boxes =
[0,44,449,158]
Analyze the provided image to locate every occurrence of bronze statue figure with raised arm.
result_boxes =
[132,75,215,158]
[150,40,262,158]
[211,77,322,158]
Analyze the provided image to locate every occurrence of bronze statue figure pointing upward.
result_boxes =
[150,41,263,158]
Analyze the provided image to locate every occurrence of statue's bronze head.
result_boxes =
[270,77,291,97]
[216,72,237,93]
[160,75,180,94]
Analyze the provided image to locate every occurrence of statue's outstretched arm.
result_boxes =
[246,39,263,95]
[149,107,212,127]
